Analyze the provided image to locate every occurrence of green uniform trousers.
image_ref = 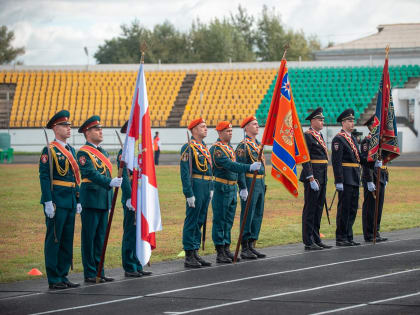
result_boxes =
[122,205,143,272]
[182,178,211,250]
[240,178,265,241]
[212,182,237,246]
[44,206,76,285]
[81,208,108,279]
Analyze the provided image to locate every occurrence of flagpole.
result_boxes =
[373,45,389,244]
[233,45,289,263]
[96,154,124,283]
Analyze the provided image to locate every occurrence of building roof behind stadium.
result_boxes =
[325,23,420,51]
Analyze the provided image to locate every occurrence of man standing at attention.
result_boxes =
[332,109,362,247]
[360,115,387,242]
[299,108,332,250]
[180,118,213,268]
[39,110,81,289]
[235,116,267,259]
[77,116,122,283]
[211,121,261,263]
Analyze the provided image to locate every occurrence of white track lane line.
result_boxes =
[310,291,420,315]
[4,235,419,302]
[28,249,420,315]
[167,269,420,314]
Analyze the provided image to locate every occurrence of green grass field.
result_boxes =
[0,164,419,283]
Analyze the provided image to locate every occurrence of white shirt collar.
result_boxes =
[55,139,67,147]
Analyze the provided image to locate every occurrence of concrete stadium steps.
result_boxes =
[166,73,197,127]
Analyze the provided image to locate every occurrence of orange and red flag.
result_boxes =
[262,59,310,197]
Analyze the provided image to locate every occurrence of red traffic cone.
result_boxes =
[28,268,43,276]
[320,233,325,238]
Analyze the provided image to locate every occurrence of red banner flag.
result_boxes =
[367,57,400,164]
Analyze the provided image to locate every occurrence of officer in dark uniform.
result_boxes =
[211,121,261,263]
[236,116,266,259]
[360,115,388,242]
[77,116,122,283]
[39,110,81,289]
[118,121,153,276]
[332,109,362,246]
[300,108,332,250]
[180,118,213,268]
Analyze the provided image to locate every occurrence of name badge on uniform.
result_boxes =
[334,143,339,151]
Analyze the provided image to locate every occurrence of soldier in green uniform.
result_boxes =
[211,121,261,263]
[180,118,213,268]
[118,121,152,276]
[39,110,81,289]
[236,116,266,259]
[77,116,122,283]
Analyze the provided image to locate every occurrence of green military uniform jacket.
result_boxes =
[39,143,80,208]
[236,136,265,190]
[180,137,214,198]
[210,139,250,181]
[77,142,113,210]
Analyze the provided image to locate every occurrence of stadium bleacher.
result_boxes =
[181,69,276,127]
[0,70,185,128]
[256,64,420,125]
[0,64,419,128]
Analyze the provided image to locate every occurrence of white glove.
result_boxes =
[187,196,195,208]
[367,182,376,192]
[375,160,383,168]
[44,201,55,218]
[239,189,248,201]
[210,190,214,201]
[249,162,262,172]
[76,203,82,214]
[109,177,122,187]
[336,183,344,191]
[309,179,319,191]
[126,199,135,211]
[385,181,388,188]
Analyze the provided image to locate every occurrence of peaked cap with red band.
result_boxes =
[78,115,102,133]
[46,110,71,129]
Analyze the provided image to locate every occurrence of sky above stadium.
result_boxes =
[1,0,419,65]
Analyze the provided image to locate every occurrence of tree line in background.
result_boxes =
[94,5,321,64]
[0,25,25,64]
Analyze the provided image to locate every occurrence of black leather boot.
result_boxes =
[184,250,201,268]
[248,239,266,258]
[240,240,257,259]
[224,244,240,262]
[216,245,232,263]
[194,250,212,266]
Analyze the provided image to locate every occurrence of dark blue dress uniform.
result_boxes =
[332,109,362,246]
[236,135,266,257]
[76,116,114,281]
[300,112,329,248]
[360,128,389,242]
[180,118,214,268]
[39,110,80,289]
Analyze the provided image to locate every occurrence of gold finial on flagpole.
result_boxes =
[140,41,147,64]
[385,45,390,60]
[282,43,290,60]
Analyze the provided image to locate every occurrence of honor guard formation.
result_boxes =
[40,108,390,289]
